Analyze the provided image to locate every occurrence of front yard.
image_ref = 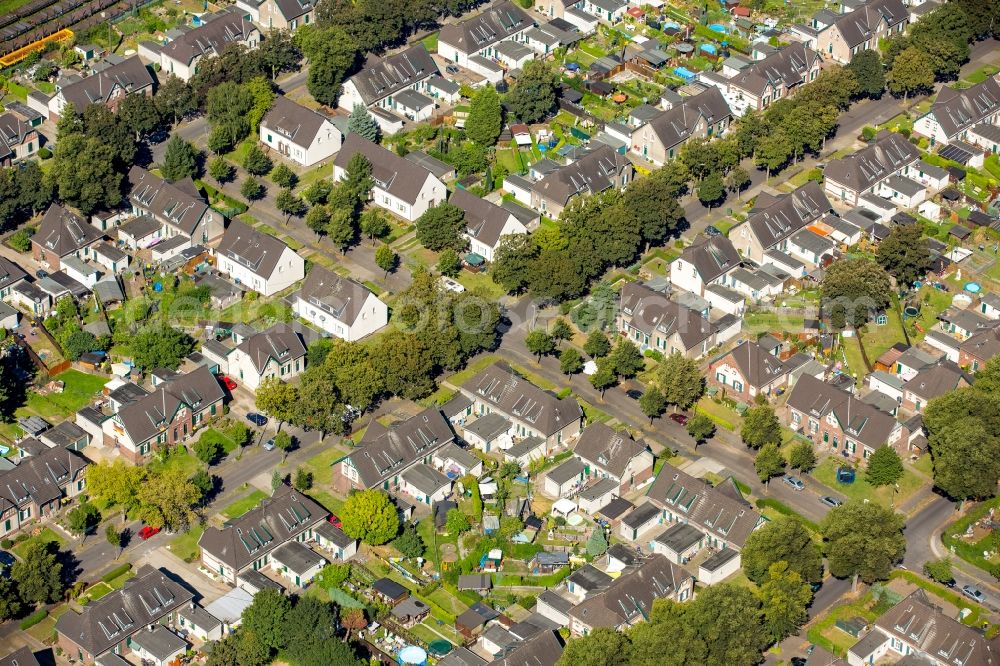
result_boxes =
[220,489,268,520]
[812,458,924,508]
[941,497,1000,574]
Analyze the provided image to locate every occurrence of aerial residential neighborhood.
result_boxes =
[0,0,998,665]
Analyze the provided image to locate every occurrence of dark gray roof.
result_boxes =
[621,501,661,529]
[0,647,40,666]
[532,144,631,206]
[216,220,292,281]
[546,457,584,485]
[597,497,634,520]
[35,204,102,257]
[902,362,968,401]
[334,134,435,206]
[269,0,313,20]
[927,77,1000,139]
[0,257,27,291]
[439,1,531,54]
[462,362,582,437]
[118,214,161,240]
[488,630,563,666]
[128,625,186,660]
[272,539,326,575]
[58,55,153,109]
[538,590,573,614]
[0,447,88,516]
[392,597,430,621]
[405,150,455,180]
[743,181,832,251]
[436,442,479,470]
[972,123,1000,144]
[647,464,760,548]
[177,604,222,632]
[451,188,521,249]
[314,520,353,548]
[883,174,925,197]
[345,408,455,488]
[619,282,717,349]
[790,228,835,254]
[234,324,306,375]
[349,44,436,105]
[401,463,451,494]
[832,0,907,47]
[712,340,787,389]
[505,435,545,459]
[568,554,690,629]
[161,7,255,66]
[237,569,285,592]
[439,648,487,666]
[786,375,898,449]
[297,265,375,327]
[40,420,89,449]
[56,565,194,658]
[573,422,647,479]
[458,574,492,590]
[0,113,31,154]
[824,131,920,193]
[199,484,325,571]
[699,546,739,571]
[567,564,612,591]
[373,577,408,600]
[578,477,618,501]
[646,87,731,151]
[115,366,224,444]
[729,42,819,97]
[262,96,335,150]
[465,412,512,441]
[678,235,740,283]
[441,393,473,418]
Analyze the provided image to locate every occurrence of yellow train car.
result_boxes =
[0,28,74,68]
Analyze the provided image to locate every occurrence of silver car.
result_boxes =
[962,585,985,603]
[783,475,805,490]
[819,496,843,507]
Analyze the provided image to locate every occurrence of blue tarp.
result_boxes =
[708,23,727,33]
[674,66,696,80]
[701,43,717,54]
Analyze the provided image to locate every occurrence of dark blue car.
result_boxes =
[246,412,268,427]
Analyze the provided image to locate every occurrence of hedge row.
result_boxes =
[19,608,47,630]
[101,562,132,583]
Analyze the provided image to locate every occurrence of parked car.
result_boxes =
[440,276,465,293]
[138,525,160,540]
[446,64,460,74]
[704,225,721,237]
[819,496,843,508]
[962,585,985,603]
[218,375,237,391]
[246,412,268,426]
[669,413,688,426]
[328,514,343,528]
[262,438,275,451]
[34,269,48,279]
[791,659,806,666]
[626,389,643,399]
[783,475,805,490]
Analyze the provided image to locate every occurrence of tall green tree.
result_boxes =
[67,500,101,538]
[876,224,931,289]
[416,202,468,251]
[686,414,716,445]
[555,627,630,666]
[155,75,197,123]
[162,135,200,182]
[46,134,123,215]
[302,27,359,106]
[822,501,906,589]
[741,404,781,449]
[243,144,273,176]
[590,358,617,398]
[697,171,725,208]
[583,330,611,358]
[340,489,399,545]
[866,446,904,488]
[610,339,644,378]
[375,244,398,277]
[821,258,893,329]
[241,589,291,652]
[759,561,813,642]
[504,60,558,123]
[788,441,817,472]
[275,189,306,223]
[241,176,265,202]
[466,85,503,146]
[924,389,1000,502]
[741,517,823,584]
[655,353,704,409]
[639,387,667,424]
[347,104,380,142]
[10,540,63,605]
[887,47,935,100]
[848,49,885,98]
[525,329,555,361]
[258,29,301,79]
[755,443,785,485]
[255,377,299,427]
[208,156,234,185]
[559,347,584,376]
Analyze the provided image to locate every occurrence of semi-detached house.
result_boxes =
[0,111,39,164]
[823,130,921,205]
[530,144,632,219]
[157,7,260,82]
[631,87,731,166]
[32,204,104,271]
[338,45,439,126]
[259,95,342,168]
[127,167,225,245]
[47,55,154,121]
[724,42,821,115]
[199,484,327,585]
[785,374,904,462]
[460,362,583,450]
[707,339,789,402]
[793,0,907,65]
[914,77,1000,146]
[238,0,315,31]
[56,565,193,664]
[333,134,446,223]
[571,422,654,494]
[292,265,387,341]
[450,188,530,262]
[215,220,304,296]
[438,2,533,81]
[335,407,455,493]
[228,324,307,391]
[0,447,88,538]
[669,235,741,297]
[101,366,225,463]
[730,181,833,262]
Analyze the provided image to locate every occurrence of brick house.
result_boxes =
[785,375,905,461]
[32,204,104,271]
[571,422,654,494]
[707,340,789,402]
[900,362,971,413]
[0,447,88,538]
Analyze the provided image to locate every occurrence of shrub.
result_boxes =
[19,609,48,630]
[0,538,11,549]
[101,562,132,583]
[38,147,52,159]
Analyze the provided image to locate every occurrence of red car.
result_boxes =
[327,514,342,528]
[669,413,688,426]
[219,375,237,391]
[138,525,160,540]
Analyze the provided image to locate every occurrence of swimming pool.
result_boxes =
[674,66,696,80]
[709,23,727,33]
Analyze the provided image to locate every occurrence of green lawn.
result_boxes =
[24,369,106,419]
[303,443,351,486]
[421,31,439,53]
[84,581,113,601]
[806,591,882,657]
[13,527,63,559]
[695,397,740,431]
[942,496,1000,574]
[169,523,205,562]
[221,490,267,519]
[964,64,1000,85]
[859,304,908,362]
[445,354,499,387]
[743,312,805,335]
[839,335,866,387]
[456,269,507,300]
[812,458,924,508]
[0,0,34,14]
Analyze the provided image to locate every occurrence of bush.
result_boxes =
[643,349,664,362]
[101,562,132,583]
[0,538,10,549]
[861,126,876,141]
[8,227,34,252]
[19,609,48,630]
[38,147,52,159]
